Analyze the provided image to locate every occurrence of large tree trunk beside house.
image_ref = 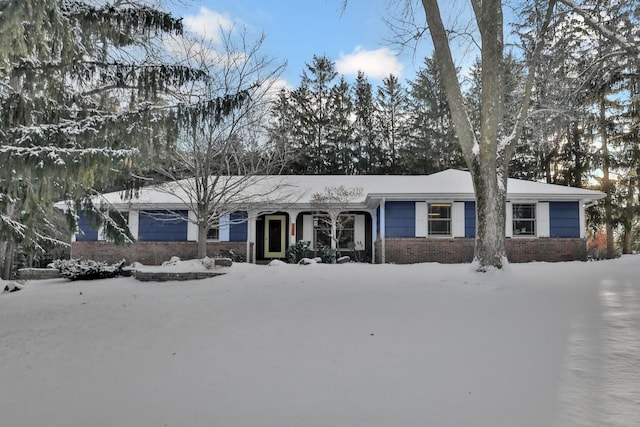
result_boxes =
[422,0,508,269]
[471,162,508,268]
[420,0,554,270]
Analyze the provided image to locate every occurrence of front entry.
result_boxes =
[264,215,286,258]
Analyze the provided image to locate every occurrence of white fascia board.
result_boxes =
[365,193,474,209]
[507,192,604,202]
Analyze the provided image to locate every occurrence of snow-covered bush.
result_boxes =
[51,259,125,281]
[218,249,245,263]
[162,256,182,266]
[2,281,25,293]
[286,241,311,264]
[315,242,336,264]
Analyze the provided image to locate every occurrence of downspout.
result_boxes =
[381,197,386,264]
[371,209,377,264]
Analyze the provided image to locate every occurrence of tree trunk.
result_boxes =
[622,178,634,254]
[0,241,6,280]
[471,160,508,270]
[419,0,553,270]
[330,219,338,252]
[197,221,208,259]
[600,94,615,258]
[2,240,15,280]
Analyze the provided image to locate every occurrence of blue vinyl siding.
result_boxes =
[76,212,99,241]
[549,202,580,237]
[465,201,476,238]
[385,201,415,238]
[138,210,188,241]
[229,211,248,242]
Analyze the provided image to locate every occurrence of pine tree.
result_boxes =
[353,71,382,174]
[402,56,462,174]
[376,74,408,174]
[326,76,354,174]
[0,0,244,276]
[290,55,338,174]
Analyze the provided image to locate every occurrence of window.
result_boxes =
[513,203,536,236]
[207,215,220,240]
[313,214,355,250]
[337,215,355,250]
[428,203,451,236]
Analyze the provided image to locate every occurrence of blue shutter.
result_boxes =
[465,201,476,238]
[385,201,416,237]
[549,202,580,237]
[229,211,248,242]
[138,210,188,241]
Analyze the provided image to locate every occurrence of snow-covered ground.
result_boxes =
[1,257,639,427]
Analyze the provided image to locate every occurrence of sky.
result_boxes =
[171,0,464,89]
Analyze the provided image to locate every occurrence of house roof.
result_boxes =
[85,169,605,211]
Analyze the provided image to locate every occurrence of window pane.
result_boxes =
[207,214,220,240]
[429,220,451,235]
[513,204,535,219]
[207,227,219,240]
[315,229,331,247]
[428,203,451,236]
[429,204,451,218]
[512,204,536,236]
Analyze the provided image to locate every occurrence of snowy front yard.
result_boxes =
[1,257,639,427]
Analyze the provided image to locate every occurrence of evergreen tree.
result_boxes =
[268,88,297,173]
[326,76,354,174]
[402,56,462,174]
[290,55,338,174]
[0,0,246,277]
[353,71,382,174]
[376,74,408,174]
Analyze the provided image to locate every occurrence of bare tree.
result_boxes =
[310,186,363,254]
[153,26,291,258]
[411,0,556,270]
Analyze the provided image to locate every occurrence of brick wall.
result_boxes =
[376,238,475,264]
[71,241,253,265]
[376,237,587,264]
[505,238,587,263]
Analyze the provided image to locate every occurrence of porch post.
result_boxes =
[287,211,299,246]
[247,210,257,264]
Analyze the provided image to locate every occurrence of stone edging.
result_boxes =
[133,271,226,282]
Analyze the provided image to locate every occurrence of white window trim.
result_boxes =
[511,201,538,238]
[415,202,427,237]
[452,202,465,238]
[427,202,453,238]
[301,213,365,250]
[128,210,139,240]
[187,211,198,241]
[215,213,229,242]
[537,202,550,238]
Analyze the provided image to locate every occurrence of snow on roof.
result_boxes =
[93,169,605,210]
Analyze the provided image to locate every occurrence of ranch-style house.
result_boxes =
[66,169,605,265]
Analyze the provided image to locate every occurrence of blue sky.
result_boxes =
[174,0,452,88]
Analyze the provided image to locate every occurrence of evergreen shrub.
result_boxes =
[51,259,125,281]
[315,242,337,264]
[286,241,311,264]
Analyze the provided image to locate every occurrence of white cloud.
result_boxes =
[183,7,235,43]
[335,46,403,79]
